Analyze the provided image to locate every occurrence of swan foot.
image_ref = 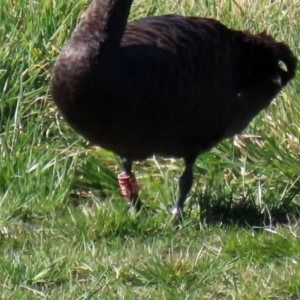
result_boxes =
[171,205,183,225]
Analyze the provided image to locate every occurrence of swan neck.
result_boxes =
[72,0,134,48]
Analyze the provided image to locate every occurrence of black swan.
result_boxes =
[51,0,297,218]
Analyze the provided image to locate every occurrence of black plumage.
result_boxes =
[51,0,297,217]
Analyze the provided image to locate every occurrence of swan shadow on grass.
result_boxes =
[188,187,300,228]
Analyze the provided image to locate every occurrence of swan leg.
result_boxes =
[118,157,141,211]
[171,156,196,220]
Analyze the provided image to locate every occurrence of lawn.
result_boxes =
[0,0,300,299]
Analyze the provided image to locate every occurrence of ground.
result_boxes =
[0,0,299,298]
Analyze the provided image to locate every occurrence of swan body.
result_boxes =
[51,0,297,215]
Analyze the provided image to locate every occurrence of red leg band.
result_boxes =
[118,172,139,198]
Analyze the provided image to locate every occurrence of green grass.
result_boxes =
[0,0,300,298]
